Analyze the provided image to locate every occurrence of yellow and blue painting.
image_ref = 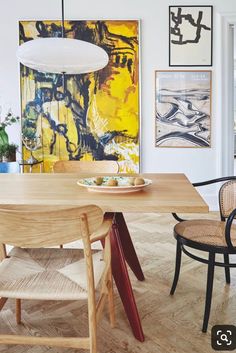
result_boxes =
[20,20,140,173]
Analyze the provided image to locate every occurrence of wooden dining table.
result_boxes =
[0,173,208,342]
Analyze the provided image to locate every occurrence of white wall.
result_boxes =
[1,0,236,207]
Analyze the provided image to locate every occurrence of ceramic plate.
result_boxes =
[77,176,152,193]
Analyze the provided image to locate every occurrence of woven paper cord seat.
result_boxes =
[0,248,105,300]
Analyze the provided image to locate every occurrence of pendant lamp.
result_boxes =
[17,0,109,74]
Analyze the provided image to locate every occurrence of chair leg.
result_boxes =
[107,270,115,328]
[170,240,182,295]
[224,254,230,284]
[202,252,215,333]
[16,299,21,324]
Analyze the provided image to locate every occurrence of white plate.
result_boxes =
[77,176,152,193]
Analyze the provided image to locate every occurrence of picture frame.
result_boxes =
[169,6,213,66]
[19,20,141,173]
[155,70,212,148]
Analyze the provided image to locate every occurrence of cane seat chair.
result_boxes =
[170,176,236,333]
[0,205,115,352]
[53,160,119,174]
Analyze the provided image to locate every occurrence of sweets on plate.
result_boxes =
[107,179,118,186]
[134,177,145,186]
[94,177,104,185]
[93,176,146,187]
[128,177,135,186]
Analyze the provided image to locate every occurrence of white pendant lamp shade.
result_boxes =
[17,38,109,74]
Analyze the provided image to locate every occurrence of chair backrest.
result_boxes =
[219,180,236,219]
[0,205,103,248]
[53,160,119,174]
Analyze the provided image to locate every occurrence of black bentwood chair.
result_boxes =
[170,176,236,333]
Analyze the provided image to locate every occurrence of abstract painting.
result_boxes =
[169,6,213,66]
[19,20,140,173]
[155,71,211,148]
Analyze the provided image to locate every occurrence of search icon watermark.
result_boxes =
[212,325,236,350]
[220,333,231,343]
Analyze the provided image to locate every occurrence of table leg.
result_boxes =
[110,221,145,342]
[114,213,145,281]
[0,297,7,311]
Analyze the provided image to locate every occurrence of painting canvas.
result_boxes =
[19,20,140,173]
[155,71,211,148]
[169,6,213,66]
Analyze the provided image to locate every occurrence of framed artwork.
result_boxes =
[169,6,213,66]
[155,70,211,148]
[19,20,140,173]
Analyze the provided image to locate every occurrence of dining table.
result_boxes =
[0,172,209,342]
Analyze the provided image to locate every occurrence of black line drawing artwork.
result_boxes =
[170,7,211,45]
[169,6,213,67]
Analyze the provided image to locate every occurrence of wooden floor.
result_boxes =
[1,212,236,353]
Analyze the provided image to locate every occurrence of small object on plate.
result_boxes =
[107,179,118,186]
[77,176,152,193]
[128,177,135,186]
[134,177,145,186]
[94,177,104,185]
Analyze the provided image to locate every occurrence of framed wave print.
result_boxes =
[155,70,211,148]
[169,6,213,66]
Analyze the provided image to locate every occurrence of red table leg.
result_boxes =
[110,220,145,342]
[0,297,7,311]
[114,213,145,281]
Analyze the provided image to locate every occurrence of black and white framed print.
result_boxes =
[169,6,213,66]
[155,70,211,148]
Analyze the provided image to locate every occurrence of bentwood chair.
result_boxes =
[0,205,115,352]
[53,160,119,174]
[170,176,236,333]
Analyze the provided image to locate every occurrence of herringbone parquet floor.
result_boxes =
[1,212,236,353]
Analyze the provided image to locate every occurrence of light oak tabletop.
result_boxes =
[0,173,209,213]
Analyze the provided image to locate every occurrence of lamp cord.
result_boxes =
[61,0,65,38]
[61,0,66,87]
